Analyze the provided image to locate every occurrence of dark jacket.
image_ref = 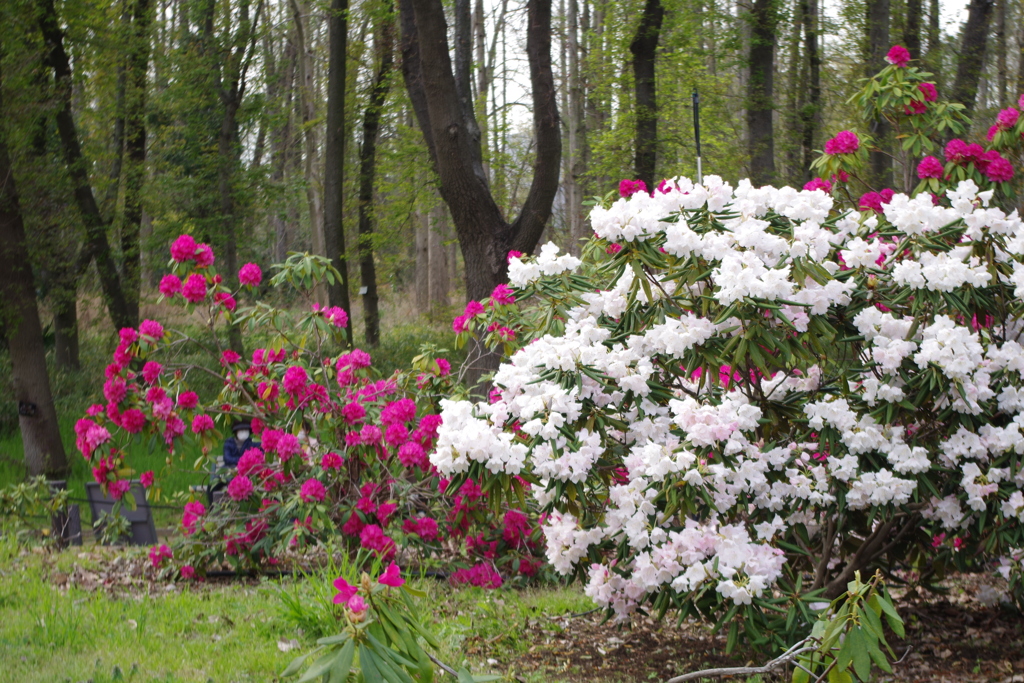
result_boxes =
[223,436,258,467]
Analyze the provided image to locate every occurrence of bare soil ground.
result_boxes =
[468,574,1024,683]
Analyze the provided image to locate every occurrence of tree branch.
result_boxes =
[663,638,817,682]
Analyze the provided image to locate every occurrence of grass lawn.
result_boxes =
[0,537,604,683]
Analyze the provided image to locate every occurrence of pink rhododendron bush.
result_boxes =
[436,171,1024,650]
[74,244,545,581]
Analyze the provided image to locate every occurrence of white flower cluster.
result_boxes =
[507,242,582,287]
[584,519,787,616]
[891,249,991,292]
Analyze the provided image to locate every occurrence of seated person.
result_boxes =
[209,421,260,502]
[223,421,258,467]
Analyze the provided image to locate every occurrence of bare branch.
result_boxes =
[663,638,817,683]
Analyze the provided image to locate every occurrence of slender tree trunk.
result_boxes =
[454,0,487,186]
[866,0,892,188]
[786,0,805,182]
[925,0,941,86]
[904,0,922,59]
[38,0,133,331]
[415,207,429,311]
[1018,7,1024,96]
[800,0,820,181]
[122,0,152,326]
[428,204,450,309]
[291,0,327,298]
[323,0,353,341]
[0,75,69,478]
[747,0,777,186]
[566,0,585,254]
[630,0,664,190]
[952,0,995,115]
[357,12,394,347]
[996,0,1007,106]
[472,0,491,179]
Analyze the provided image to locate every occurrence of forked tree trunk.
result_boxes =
[0,76,69,478]
[400,0,560,301]
[747,0,777,186]
[952,0,995,115]
[630,0,664,190]
[401,0,560,387]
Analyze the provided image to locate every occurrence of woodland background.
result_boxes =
[0,0,1022,478]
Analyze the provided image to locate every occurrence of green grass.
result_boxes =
[0,538,586,683]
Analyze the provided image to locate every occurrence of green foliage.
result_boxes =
[792,572,905,683]
[281,565,498,683]
[0,476,67,542]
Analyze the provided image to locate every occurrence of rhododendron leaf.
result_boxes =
[328,639,355,683]
[296,648,338,683]
[358,644,384,683]
[281,646,323,678]
[868,644,893,673]
[317,633,352,646]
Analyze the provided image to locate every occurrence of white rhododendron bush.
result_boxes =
[432,175,1024,648]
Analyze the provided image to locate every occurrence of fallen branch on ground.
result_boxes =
[662,637,817,683]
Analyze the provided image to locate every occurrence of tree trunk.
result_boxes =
[630,0,664,190]
[0,76,69,478]
[866,0,892,188]
[951,0,995,115]
[323,0,354,342]
[428,204,450,309]
[207,0,261,355]
[566,0,585,254]
[925,0,941,86]
[401,0,560,387]
[800,0,820,181]
[122,0,153,326]
[291,0,327,299]
[746,0,777,186]
[904,0,922,59]
[784,0,805,183]
[38,0,133,331]
[1018,8,1024,96]
[415,208,429,311]
[400,0,561,300]
[357,11,394,347]
[995,0,1007,106]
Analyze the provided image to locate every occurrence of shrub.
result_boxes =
[435,163,1024,652]
[74,244,546,583]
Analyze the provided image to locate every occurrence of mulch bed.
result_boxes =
[469,575,1024,683]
